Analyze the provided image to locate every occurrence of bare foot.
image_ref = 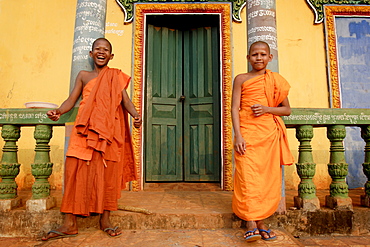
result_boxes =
[100,210,122,237]
[41,213,78,241]
[256,220,276,240]
[243,221,261,241]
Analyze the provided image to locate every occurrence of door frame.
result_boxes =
[130,3,233,191]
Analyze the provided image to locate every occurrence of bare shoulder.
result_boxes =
[78,70,94,78]
[78,70,98,86]
[234,73,253,85]
[76,70,90,80]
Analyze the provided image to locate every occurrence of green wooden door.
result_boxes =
[145,19,220,182]
[183,27,220,181]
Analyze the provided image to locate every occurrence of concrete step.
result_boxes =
[0,189,369,238]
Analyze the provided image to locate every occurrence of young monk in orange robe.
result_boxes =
[231,41,294,242]
[43,38,141,240]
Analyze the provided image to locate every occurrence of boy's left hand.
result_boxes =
[251,104,268,117]
[133,116,142,128]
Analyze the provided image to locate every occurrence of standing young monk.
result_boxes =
[42,38,141,240]
[231,41,294,242]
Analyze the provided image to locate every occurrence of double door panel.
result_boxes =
[145,23,220,182]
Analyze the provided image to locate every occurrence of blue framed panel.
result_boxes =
[325,6,370,188]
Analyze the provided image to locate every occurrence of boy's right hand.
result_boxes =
[234,136,246,155]
[47,109,61,121]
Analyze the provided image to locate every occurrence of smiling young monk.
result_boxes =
[43,38,141,240]
[231,41,294,242]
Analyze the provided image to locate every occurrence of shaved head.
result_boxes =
[92,38,112,53]
[249,41,270,55]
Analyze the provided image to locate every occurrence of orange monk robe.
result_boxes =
[232,70,294,221]
[60,67,137,216]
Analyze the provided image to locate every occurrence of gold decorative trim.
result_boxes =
[132,3,233,191]
[325,5,370,108]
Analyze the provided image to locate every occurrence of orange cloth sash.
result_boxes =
[264,70,294,166]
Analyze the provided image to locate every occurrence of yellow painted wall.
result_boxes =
[232,7,248,78]
[0,0,76,108]
[0,0,76,190]
[0,0,332,191]
[104,0,134,77]
[276,0,331,190]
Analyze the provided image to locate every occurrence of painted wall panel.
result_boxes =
[336,17,370,188]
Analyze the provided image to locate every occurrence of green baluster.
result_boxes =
[294,125,320,211]
[31,125,53,199]
[361,125,370,207]
[0,125,21,200]
[326,125,353,210]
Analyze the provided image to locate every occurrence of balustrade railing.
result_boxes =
[283,108,370,210]
[0,108,369,212]
[0,107,77,211]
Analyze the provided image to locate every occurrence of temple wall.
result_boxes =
[0,0,333,190]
